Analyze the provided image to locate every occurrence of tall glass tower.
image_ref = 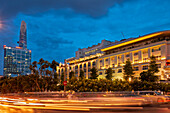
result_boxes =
[19,21,27,49]
[3,21,31,77]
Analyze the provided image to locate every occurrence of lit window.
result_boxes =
[126,54,130,57]
[112,64,115,67]
[134,52,138,56]
[113,70,115,73]
[134,66,139,71]
[157,64,161,68]
[143,50,148,54]
[118,69,122,73]
[142,65,148,70]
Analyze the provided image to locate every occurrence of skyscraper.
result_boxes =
[3,21,31,77]
[19,21,27,49]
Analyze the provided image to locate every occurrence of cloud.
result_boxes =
[0,0,130,19]
[0,0,170,75]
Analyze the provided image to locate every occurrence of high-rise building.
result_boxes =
[3,21,31,77]
[19,21,27,49]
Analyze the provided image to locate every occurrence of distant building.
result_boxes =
[3,21,31,77]
[57,31,170,81]
[19,21,27,49]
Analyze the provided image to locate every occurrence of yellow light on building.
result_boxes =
[101,32,162,51]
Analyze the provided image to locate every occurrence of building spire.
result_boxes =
[19,21,27,49]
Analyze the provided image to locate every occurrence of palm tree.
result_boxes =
[38,58,45,77]
[50,60,59,78]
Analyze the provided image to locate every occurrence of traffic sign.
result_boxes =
[63,81,67,86]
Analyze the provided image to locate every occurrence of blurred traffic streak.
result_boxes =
[0,91,169,113]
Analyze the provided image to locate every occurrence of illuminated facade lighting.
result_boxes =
[57,30,170,80]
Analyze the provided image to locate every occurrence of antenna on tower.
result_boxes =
[121,32,125,39]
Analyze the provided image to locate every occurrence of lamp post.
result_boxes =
[64,59,67,92]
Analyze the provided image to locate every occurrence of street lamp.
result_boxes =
[64,59,67,92]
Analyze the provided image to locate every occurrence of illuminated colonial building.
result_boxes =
[57,31,170,81]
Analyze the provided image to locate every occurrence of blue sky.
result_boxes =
[0,0,170,75]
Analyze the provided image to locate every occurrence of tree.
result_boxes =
[69,71,75,80]
[60,72,64,84]
[38,58,45,77]
[140,56,159,82]
[105,67,113,80]
[50,60,59,77]
[149,56,159,73]
[123,59,134,81]
[79,70,85,80]
[90,67,98,79]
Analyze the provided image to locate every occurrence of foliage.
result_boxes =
[79,70,85,80]
[90,67,98,79]
[123,59,134,81]
[0,75,170,93]
[149,56,159,73]
[69,71,75,80]
[1,58,169,94]
[60,72,64,84]
[140,56,159,82]
[105,67,113,80]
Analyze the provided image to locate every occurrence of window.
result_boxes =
[99,72,102,75]
[143,50,148,54]
[134,60,139,63]
[126,54,130,57]
[111,57,115,61]
[134,66,139,71]
[152,47,161,52]
[100,60,102,63]
[118,69,122,73]
[155,55,161,60]
[80,64,82,68]
[118,56,121,59]
[157,64,161,68]
[142,65,148,70]
[105,59,108,61]
[113,70,115,73]
[112,64,115,67]
[84,63,86,67]
[143,58,149,62]
[134,52,138,56]
[88,62,91,67]
[75,65,78,69]
[92,62,96,66]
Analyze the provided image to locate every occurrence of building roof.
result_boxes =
[101,30,170,52]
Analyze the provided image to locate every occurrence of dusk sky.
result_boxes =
[0,0,170,75]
